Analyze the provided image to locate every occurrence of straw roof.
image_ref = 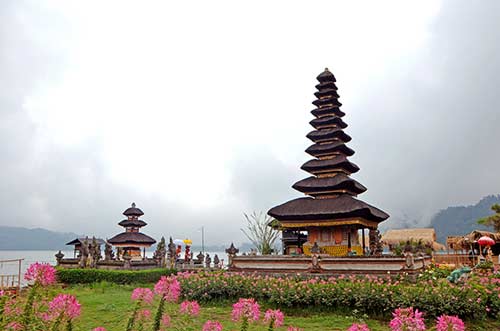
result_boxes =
[455,230,500,247]
[382,228,446,251]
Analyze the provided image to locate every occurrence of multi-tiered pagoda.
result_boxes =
[268,69,389,256]
[108,203,156,259]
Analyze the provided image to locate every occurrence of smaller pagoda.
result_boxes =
[108,203,156,259]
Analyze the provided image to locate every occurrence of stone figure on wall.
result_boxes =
[369,229,383,256]
[225,243,239,268]
[213,254,220,268]
[154,237,167,267]
[205,253,211,268]
[104,241,114,261]
[167,237,176,268]
[89,237,102,268]
[79,238,90,268]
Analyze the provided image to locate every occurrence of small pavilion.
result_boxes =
[268,69,389,256]
[108,203,156,259]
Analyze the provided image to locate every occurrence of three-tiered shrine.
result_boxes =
[108,203,156,259]
[268,69,389,256]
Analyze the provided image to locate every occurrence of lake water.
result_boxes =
[0,250,227,285]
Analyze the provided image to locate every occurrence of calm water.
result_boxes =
[0,250,227,285]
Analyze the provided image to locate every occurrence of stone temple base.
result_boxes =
[229,254,431,276]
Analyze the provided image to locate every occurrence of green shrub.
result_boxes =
[57,268,176,284]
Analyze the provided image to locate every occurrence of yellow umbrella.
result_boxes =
[183,239,193,245]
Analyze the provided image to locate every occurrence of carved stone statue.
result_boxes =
[154,237,167,267]
[196,252,204,265]
[404,251,415,269]
[205,253,211,268]
[167,237,176,268]
[369,229,383,256]
[104,241,114,261]
[79,238,90,268]
[90,237,102,268]
[213,254,220,268]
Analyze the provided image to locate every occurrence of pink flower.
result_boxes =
[46,294,81,321]
[0,290,5,297]
[264,309,284,328]
[5,322,22,330]
[154,276,181,302]
[389,307,426,331]
[161,314,171,329]
[179,300,200,316]
[348,323,371,331]
[131,288,154,304]
[137,309,151,321]
[24,262,56,286]
[436,315,465,331]
[231,298,260,322]
[202,320,223,331]
[92,328,107,331]
[287,327,303,331]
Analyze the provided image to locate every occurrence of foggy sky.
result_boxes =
[1,1,500,245]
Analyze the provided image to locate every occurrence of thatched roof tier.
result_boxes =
[455,230,500,247]
[268,194,388,223]
[315,81,338,91]
[118,219,147,227]
[123,203,144,216]
[292,174,367,196]
[316,68,336,82]
[108,232,156,245]
[314,88,339,99]
[309,116,347,129]
[312,97,342,108]
[311,106,346,118]
[306,128,351,143]
[66,238,106,246]
[305,141,355,158]
[301,156,360,175]
[381,228,446,251]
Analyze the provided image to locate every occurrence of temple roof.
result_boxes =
[66,238,106,246]
[301,155,359,175]
[306,128,351,143]
[311,106,345,118]
[316,68,336,82]
[314,88,339,99]
[123,203,144,216]
[292,174,367,196]
[268,194,389,223]
[305,141,355,158]
[312,97,342,108]
[118,219,147,227]
[309,116,347,130]
[108,232,156,245]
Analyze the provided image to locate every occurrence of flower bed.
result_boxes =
[177,271,500,320]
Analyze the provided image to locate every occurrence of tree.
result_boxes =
[240,211,280,255]
[477,204,500,232]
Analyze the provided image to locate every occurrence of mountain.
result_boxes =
[0,226,80,250]
[430,195,500,244]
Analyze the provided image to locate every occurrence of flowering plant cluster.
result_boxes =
[176,271,500,320]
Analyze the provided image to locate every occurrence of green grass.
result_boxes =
[62,282,500,331]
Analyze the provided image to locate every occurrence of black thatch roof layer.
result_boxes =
[66,238,106,246]
[306,128,351,143]
[311,106,345,118]
[108,232,156,245]
[118,219,147,227]
[267,68,389,225]
[293,174,367,195]
[309,116,347,129]
[301,156,359,175]
[305,141,354,157]
[268,194,389,222]
[123,203,144,216]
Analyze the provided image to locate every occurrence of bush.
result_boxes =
[57,268,176,284]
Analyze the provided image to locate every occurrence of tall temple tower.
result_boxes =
[268,69,389,256]
[108,203,156,259]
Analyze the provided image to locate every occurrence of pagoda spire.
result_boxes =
[268,69,388,228]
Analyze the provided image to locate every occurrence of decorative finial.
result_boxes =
[132,202,136,208]
[324,67,329,72]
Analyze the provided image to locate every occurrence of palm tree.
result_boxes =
[477,204,500,232]
[241,212,280,255]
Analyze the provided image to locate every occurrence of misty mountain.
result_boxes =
[430,195,500,244]
[0,226,80,250]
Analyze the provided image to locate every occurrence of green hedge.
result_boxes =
[57,268,176,284]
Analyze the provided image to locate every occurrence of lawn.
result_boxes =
[63,282,500,331]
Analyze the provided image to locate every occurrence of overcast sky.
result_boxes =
[1,0,499,245]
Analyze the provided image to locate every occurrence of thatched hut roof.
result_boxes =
[382,228,445,251]
[455,230,500,247]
